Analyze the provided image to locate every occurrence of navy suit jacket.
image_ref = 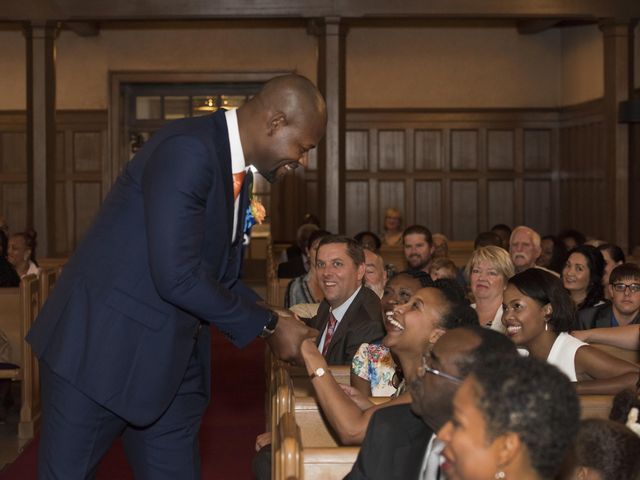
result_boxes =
[345,404,432,480]
[27,111,269,426]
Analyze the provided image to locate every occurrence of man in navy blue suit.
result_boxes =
[27,74,327,479]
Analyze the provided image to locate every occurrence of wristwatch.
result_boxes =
[259,310,279,338]
[310,367,326,380]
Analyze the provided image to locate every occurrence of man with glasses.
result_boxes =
[346,326,518,479]
[578,263,640,329]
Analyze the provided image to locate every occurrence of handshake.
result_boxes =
[263,306,319,365]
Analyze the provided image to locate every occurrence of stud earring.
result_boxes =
[494,471,506,479]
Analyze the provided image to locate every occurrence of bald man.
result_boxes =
[27,74,327,479]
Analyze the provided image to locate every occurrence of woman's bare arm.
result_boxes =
[301,339,410,445]
[571,325,640,350]
[350,373,372,398]
[574,345,640,395]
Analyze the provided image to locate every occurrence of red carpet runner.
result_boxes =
[0,329,266,479]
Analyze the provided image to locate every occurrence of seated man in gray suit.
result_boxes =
[308,234,385,365]
[346,326,518,480]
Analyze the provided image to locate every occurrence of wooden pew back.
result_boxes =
[273,411,360,480]
[379,246,405,274]
[448,240,475,269]
[0,275,42,438]
[0,288,21,367]
[579,395,614,420]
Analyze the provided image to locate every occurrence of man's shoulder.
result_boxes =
[353,287,383,317]
[363,403,433,462]
[371,403,422,426]
[577,302,612,329]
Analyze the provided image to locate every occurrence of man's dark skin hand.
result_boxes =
[265,311,318,365]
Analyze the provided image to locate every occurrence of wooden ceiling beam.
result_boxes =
[1,0,639,22]
[516,19,561,34]
[64,21,99,36]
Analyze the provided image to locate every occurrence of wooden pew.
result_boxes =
[273,410,360,480]
[39,265,62,309]
[288,365,351,397]
[273,412,302,480]
[0,274,41,438]
[379,246,405,274]
[448,240,475,269]
[579,395,614,420]
[37,257,67,272]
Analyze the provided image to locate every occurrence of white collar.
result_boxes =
[224,109,250,174]
[331,286,362,322]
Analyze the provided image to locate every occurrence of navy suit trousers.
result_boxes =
[38,342,209,480]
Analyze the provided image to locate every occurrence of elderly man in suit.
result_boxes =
[346,326,518,480]
[308,235,384,365]
[27,74,326,479]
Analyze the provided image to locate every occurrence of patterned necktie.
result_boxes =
[322,312,338,356]
[232,171,246,200]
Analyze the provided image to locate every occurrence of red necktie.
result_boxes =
[232,171,246,200]
[322,312,338,356]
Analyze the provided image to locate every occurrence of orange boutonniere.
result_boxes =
[250,198,266,225]
[244,196,266,233]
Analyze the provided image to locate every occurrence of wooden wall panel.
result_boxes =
[0,129,28,232]
[558,111,607,241]
[524,129,552,171]
[378,130,405,171]
[73,132,102,172]
[414,130,442,170]
[345,181,369,236]
[487,130,514,170]
[55,131,65,173]
[346,130,368,171]
[54,182,69,253]
[451,130,478,171]
[487,180,515,229]
[73,182,101,246]
[305,180,318,223]
[1,133,27,173]
[347,110,561,240]
[451,181,478,240]
[1,183,27,233]
[523,180,552,235]
[415,181,442,233]
[378,180,405,229]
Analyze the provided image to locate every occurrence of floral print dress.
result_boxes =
[351,342,398,396]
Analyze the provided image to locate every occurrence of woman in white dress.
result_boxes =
[465,246,514,333]
[502,268,638,394]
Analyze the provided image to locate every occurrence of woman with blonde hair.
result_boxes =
[380,207,403,247]
[465,246,515,332]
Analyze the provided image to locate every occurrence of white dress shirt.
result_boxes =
[317,286,362,354]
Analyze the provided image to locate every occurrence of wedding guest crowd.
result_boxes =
[263,218,640,480]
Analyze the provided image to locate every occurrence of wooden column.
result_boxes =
[316,17,346,234]
[24,22,57,256]
[626,24,640,252]
[600,20,633,251]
